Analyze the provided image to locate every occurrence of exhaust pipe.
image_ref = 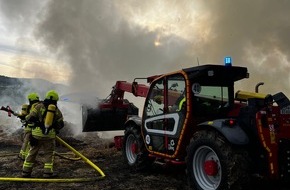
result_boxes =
[255,82,264,93]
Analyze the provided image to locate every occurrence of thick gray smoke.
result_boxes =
[1,0,290,136]
[33,0,190,97]
[189,1,290,94]
[0,0,45,36]
[33,0,290,96]
[1,0,289,95]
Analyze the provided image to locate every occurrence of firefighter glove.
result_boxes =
[17,115,26,121]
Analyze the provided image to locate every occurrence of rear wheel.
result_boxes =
[186,130,249,190]
[123,124,153,170]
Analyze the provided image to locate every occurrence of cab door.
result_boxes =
[142,74,186,155]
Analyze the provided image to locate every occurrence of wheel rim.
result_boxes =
[126,134,138,165]
[193,145,222,190]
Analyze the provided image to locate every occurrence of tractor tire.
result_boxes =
[123,124,154,170]
[186,130,249,190]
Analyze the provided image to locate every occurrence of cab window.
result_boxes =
[193,85,228,115]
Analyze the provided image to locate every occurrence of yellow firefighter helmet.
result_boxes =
[45,90,59,101]
[27,92,40,102]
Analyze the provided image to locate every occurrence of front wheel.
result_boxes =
[123,124,153,170]
[186,130,249,190]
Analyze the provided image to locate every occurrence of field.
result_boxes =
[0,125,189,190]
[0,125,288,190]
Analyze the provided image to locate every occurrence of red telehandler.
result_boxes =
[82,62,290,190]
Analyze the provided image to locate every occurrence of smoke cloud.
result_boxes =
[1,0,289,95]
[0,0,45,37]
[189,0,290,94]
[33,0,190,96]
[1,0,290,136]
[32,0,290,96]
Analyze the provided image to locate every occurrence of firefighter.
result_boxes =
[22,90,64,178]
[18,92,40,160]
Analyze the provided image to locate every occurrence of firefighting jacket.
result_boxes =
[23,102,39,132]
[25,102,64,138]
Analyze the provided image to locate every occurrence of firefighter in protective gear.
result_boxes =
[22,90,64,178]
[18,92,40,160]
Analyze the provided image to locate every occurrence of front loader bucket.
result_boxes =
[82,99,138,132]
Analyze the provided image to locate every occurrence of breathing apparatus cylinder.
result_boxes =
[44,104,56,135]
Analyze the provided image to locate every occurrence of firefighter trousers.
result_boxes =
[19,131,31,160]
[23,137,55,175]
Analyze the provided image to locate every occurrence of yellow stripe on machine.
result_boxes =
[235,90,270,102]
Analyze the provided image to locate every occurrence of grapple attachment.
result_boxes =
[82,99,138,132]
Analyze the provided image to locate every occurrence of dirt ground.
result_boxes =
[0,126,289,190]
[0,126,189,190]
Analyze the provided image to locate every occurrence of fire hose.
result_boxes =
[0,106,106,182]
[0,151,81,161]
[55,135,105,177]
[0,136,106,182]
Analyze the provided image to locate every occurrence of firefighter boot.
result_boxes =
[22,171,31,178]
[43,173,58,178]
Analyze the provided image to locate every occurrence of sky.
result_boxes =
[0,0,290,101]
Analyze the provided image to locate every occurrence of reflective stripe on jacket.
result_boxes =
[24,126,32,132]
[23,102,39,132]
[32,127,56,138]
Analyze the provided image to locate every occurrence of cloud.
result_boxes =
[0,44,71,84]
